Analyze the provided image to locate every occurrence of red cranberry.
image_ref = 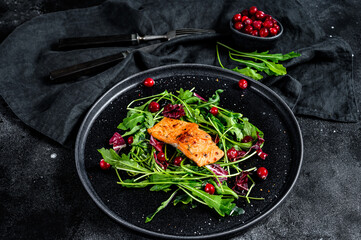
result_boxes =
[238,79,248,89]
[255,11,265,20]
[127,136,134,144]
[257,167,268,180]
[243,18,253,26]
[259,28,269,37]
[232,13,242,22]
[269,27,278,36]
[234,22,243,31]
[174,156,183,166]
[272,19,278,25]
[143,77,154,87]
[204,183,215,195]
[157,152,166,161]
[251,15,256,21]
[251,30,259,36]
[274,24,280,32]
[148,101,160,112]
[241,9,249,16]
[227,148,238,160]
[241,136,253,143]
[241,16,249,22]
[209,107,219,116]
[252,20,262,30]
[263,20,274,28]
[99,159,110,170]
[265,15,273,21]
[243,25,253,34]
[249,6,258,15]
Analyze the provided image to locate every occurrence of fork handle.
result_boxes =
[49,51,129,82]
[56,34,140,50]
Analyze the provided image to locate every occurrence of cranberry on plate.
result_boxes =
[238,79,248,89]
[257,167,268,180]
[204,183,215,195]
[100,159,111,170]
[143,77,154,87]
[209,107,219,116]
[148,101,160,112]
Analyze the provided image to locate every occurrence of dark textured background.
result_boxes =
[0,1,360,239]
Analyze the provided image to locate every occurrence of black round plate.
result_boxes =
[75,64,303,239]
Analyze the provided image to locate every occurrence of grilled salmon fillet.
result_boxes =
[147,117,224,167]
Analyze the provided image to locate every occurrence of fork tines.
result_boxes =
[175,28,216,35]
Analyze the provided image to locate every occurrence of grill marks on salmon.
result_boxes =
[147,117,224,167]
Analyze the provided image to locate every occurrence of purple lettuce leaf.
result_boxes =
[149,135,164,152]
[232,171,250,195]
[205,164,229,185]
[162,104,185,119]
[109,132,126,153]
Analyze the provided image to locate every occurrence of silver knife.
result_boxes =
[49,42,163,83]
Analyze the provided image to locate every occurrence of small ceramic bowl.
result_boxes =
[229,17,283,51]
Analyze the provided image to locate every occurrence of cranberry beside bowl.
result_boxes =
[229,7,283,51]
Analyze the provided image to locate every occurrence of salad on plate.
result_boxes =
[98,80,269,223]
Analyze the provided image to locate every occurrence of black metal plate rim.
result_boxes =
[75,63,303,239]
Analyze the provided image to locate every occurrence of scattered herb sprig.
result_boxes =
[216,42,301,80]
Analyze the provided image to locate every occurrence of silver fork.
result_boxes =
[57,28,215,50]
[139,28,216,41]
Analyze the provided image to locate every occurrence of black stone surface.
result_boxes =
[0,1,360,240]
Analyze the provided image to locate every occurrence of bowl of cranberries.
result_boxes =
[230,6,283,50]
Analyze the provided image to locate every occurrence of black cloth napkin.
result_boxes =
[0,0,358,145]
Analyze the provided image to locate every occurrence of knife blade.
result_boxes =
[49,42,162,83]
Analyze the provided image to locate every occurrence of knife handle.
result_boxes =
[56,34,139,50]
[49,51,129,83]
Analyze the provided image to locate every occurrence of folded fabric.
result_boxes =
[0,0,357,145]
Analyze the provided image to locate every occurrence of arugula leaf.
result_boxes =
[144,112,155,128]
[121,179,150,188]
[216,42,300,80]
[232,67,263,80]
[130,99,154,113]
[173,194,193,206]
[117,113,145,130]
[180,184,236,217]
[188,108,209,125]
[217,112,243,141]
[279,51,301,61]
[230,206,245,216]
[230,53,268,71]
[210,180,238,199]
[240,50,301,63]
[150,184,173,192]
[177,88,200,104]
[146,190,179,223]
[208,89,224,105]
[133,128,147,145]
[122,125,142,137]
[209,115,225,133]
[262,60,287,75]
[98,148,151,173]
[177,88,193,100]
